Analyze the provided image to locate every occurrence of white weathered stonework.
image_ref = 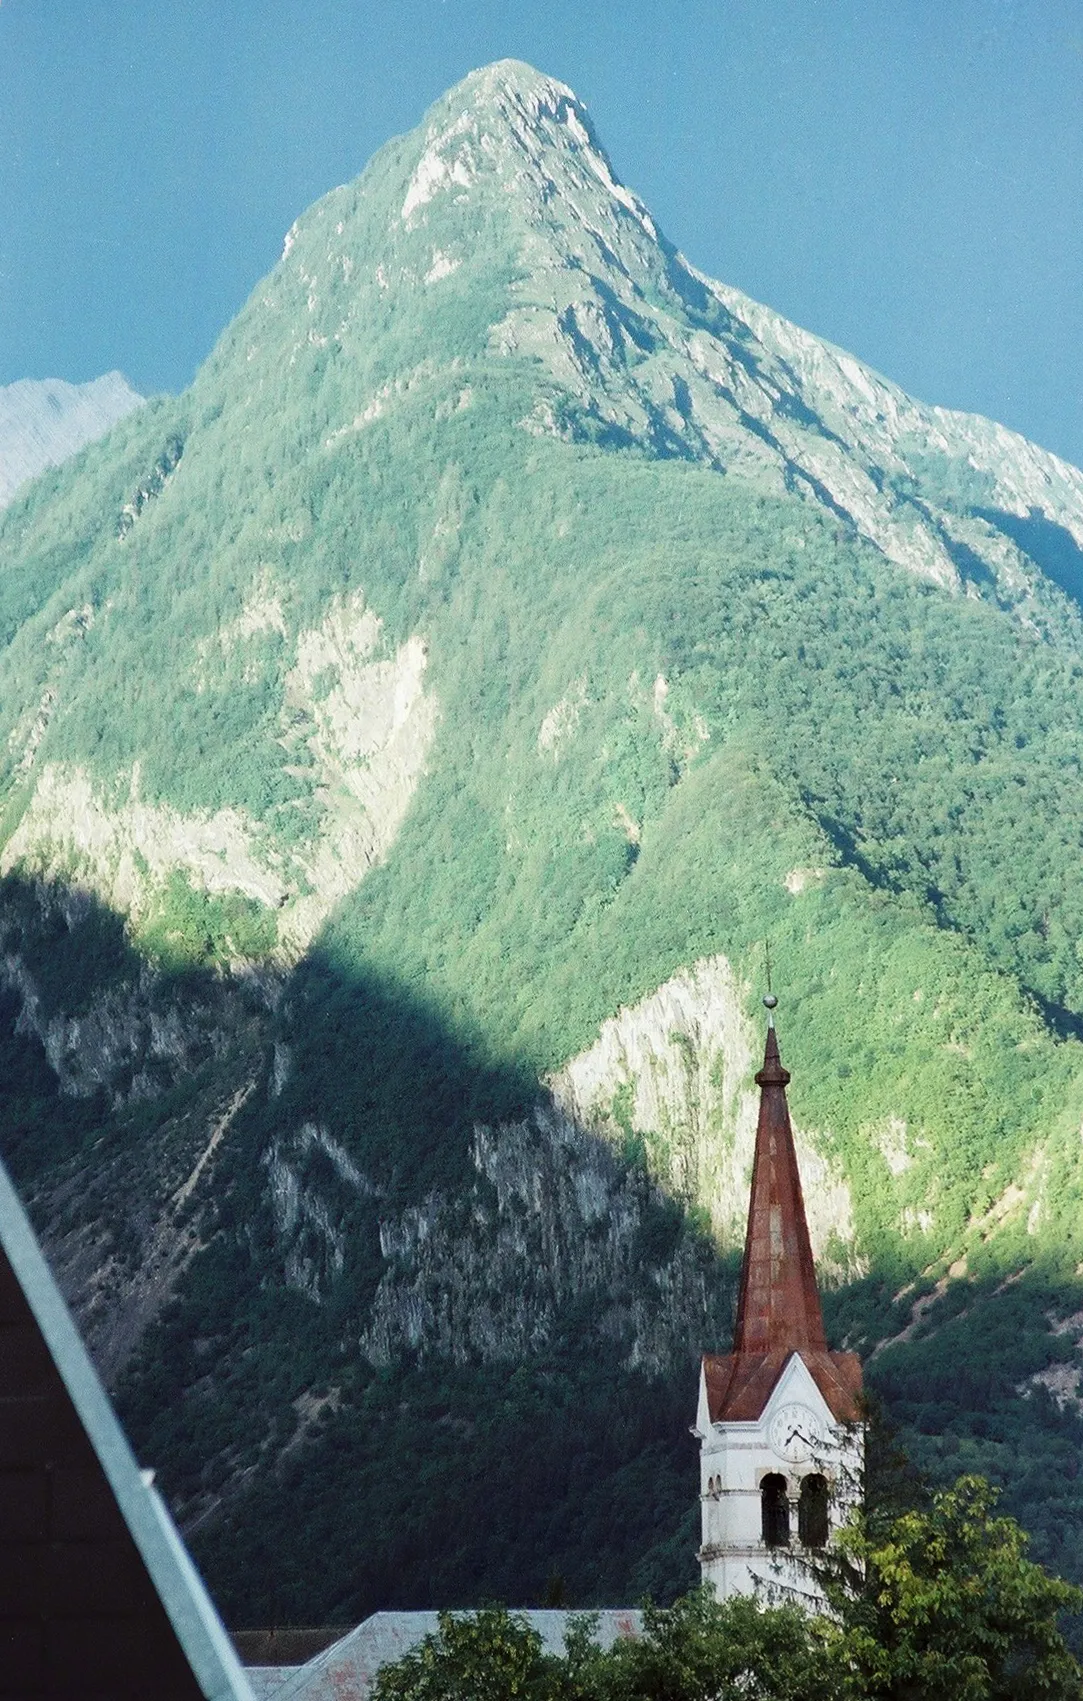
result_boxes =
[695,1353,862,1605]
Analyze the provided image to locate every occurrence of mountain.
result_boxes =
[0,372,143,508]
[3,60,1083,1620]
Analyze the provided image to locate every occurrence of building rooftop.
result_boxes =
[0,1155,254,1698]
[260,1609,643,1700]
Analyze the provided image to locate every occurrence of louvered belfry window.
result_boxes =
[799,1473,830,1548]
[761,1473,790,1547]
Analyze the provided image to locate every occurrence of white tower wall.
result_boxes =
[696,1354,862,1605]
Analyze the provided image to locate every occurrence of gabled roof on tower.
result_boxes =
[703,1008,862,1425]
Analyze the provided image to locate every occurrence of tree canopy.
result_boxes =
[833,1474,1083,1700]
[372,1476,1083,1701]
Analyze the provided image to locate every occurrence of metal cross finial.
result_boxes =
[763,941,778,1025]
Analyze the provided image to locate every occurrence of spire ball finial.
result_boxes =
[763,993,778,1010]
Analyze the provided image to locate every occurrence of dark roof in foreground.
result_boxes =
[233,1628,345,1668]
[0,1155,254,1698]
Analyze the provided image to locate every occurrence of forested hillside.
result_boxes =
[2,62,1083,1621]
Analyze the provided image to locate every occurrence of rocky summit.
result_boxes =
[3,61,1083,1619]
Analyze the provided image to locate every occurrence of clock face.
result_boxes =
[767,1402,827,1463]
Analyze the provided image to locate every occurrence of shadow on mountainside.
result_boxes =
[116,936,747,1623]
[0,873,733,1618]
[2,874,1083,1619]
[976,506,1083,608]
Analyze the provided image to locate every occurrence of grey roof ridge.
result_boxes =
[268,1607,646,1699]
[265,1618,379,1701]
[0,1156,255,1701]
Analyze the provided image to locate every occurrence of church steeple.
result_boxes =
[700,996,862,1426]
[731,1016,827,1359]
[696,991,865,1602]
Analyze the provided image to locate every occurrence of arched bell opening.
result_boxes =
[798,1472,829,1548]
[760,1472,790,1548]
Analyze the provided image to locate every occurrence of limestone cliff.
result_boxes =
[550,954,859,1265]
[1,590,437,961]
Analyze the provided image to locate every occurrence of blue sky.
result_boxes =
[2,0,1081,469]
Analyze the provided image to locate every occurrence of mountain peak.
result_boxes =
[444,58,578,112]
[399,57,652,235]
[257,55,1083,600]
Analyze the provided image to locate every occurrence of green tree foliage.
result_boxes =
[832,1475,1083,1701]
[374,1608,556,1701]
[578,1593,840,1701]
[372,1596,842,1701]
[372,1480,1083,1701]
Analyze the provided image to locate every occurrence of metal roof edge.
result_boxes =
[0,1157,255,1701]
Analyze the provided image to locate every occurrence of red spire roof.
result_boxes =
[731,1021,826,1357]
[703,1014,862,1424]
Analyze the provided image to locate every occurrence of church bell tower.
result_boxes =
[695,995,863,1602]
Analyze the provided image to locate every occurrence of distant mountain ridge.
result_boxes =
[2,60,1083,1621]
[0,372,143,507]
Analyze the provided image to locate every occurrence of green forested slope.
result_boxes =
[2,61,1083,1619]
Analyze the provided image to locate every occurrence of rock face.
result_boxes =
[357,1106,730,1375]
[395,62,1083,590]
[5,59,1083,1618]
[550,956,860,1279]
[0,373,143,507]
[2,590,437,959]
